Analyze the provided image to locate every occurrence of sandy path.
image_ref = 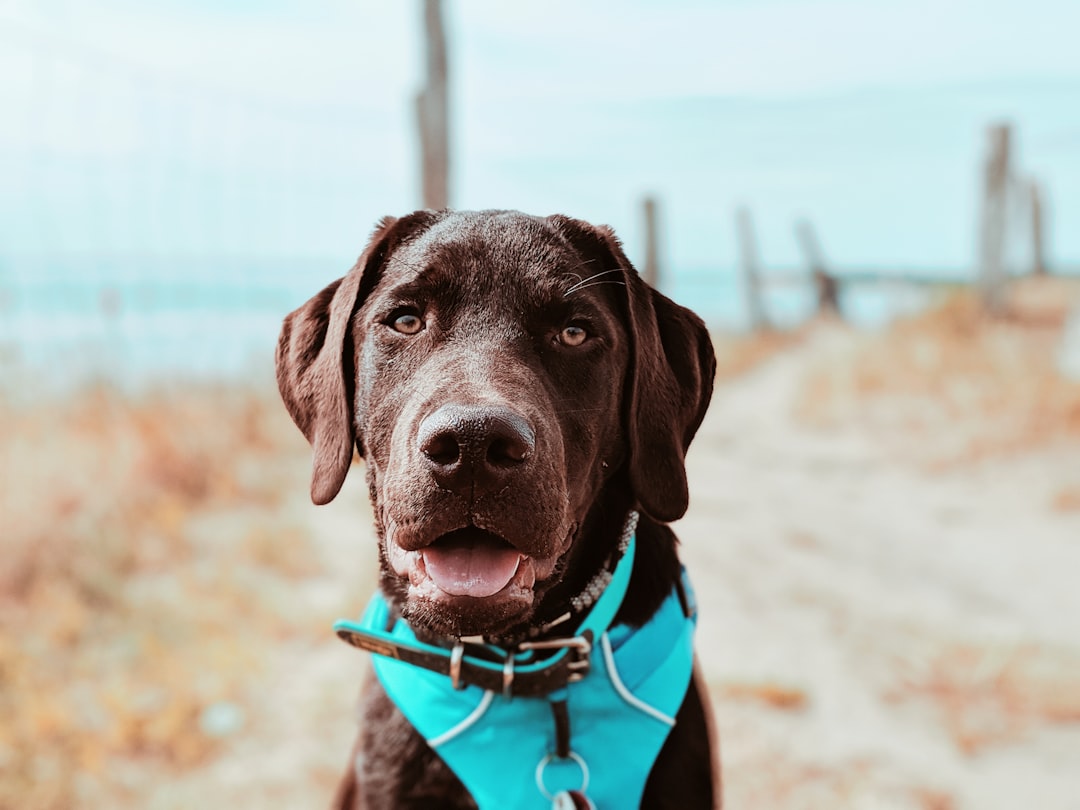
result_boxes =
[147,461,380,809]
[679,327,1080,809]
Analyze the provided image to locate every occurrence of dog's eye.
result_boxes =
[557,325,588,347]
[389,311,424,335]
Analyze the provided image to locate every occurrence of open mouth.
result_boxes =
[384,520,574,636]
[421,528,526,598]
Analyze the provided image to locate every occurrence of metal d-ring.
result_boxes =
[449,642,465,690]
[502,654,515,698]
[534,750,589,801]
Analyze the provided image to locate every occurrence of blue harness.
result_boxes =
[334,515,697,809]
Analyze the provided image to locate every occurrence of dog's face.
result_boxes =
[355,213,632,636]
[277,211,714,639]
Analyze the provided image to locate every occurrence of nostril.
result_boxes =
[488,438,524,468]
[421,432,460,466]
[418,404,534,492]
[487,435,529,467]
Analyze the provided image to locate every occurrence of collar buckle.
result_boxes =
[517,635,593,683]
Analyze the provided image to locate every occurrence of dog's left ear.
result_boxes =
[276,211,441,505]
[547,215,717,523]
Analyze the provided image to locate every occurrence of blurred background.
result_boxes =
[2,1,1079,808]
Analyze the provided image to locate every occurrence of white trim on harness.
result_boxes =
[428,689,496,748]
[599,633,676,727]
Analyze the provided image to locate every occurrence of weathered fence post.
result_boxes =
[1030,178,1047,276]
[417,0,450,209]
[735,206,768,331]
[641,196,660,289]
[977,123,1011,313]
[795,219,839,317]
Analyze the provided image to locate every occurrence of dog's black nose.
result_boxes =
[417,404,535,498]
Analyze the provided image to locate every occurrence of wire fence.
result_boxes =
[0,22,409,393]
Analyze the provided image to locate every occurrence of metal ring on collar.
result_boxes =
[502,654,514,698]
[534,751,589,800]
[449,642,465,690]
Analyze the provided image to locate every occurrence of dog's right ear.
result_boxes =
[546,214,716,524]
[276,211,439,505]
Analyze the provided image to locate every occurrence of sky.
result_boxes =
[1,0,1079,277]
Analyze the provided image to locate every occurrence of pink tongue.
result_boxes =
[423,536,522,598]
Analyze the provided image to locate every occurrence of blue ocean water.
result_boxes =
[0,256,320,387]
[0,252,965,388]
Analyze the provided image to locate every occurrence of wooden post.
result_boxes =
[977,123,1011,313]
[735,206,768,331]
[417,0,449,209]
[1030,178,1047,276]
[641,196,660,289]
[795,218,839,317]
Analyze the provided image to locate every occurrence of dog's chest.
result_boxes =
[368,577,696,809]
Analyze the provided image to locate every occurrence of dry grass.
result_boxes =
[713,328,803,381]
[724,750,955,810]
[0,384,320,809]
[1051,485,1080,512]
[910,788,958,810]
[795,278,1080,465]
[729,757,875,808]
[718,681,810,711]
[888,642,1080,755]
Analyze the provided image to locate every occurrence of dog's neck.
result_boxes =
[487,484,681,646]
[535,478,681,634]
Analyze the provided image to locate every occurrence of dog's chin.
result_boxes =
[386,527,557,638]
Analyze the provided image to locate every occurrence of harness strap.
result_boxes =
[370,572,698,809]
[550,698,572,759]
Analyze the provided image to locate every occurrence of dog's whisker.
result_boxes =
[563,269,621,294]
[563,268,623,296]
[563,280,627,297]
[559,260,605,291]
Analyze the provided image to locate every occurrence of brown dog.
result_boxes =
[276,210,718,808]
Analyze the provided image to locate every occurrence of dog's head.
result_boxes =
[277,210,714,638]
